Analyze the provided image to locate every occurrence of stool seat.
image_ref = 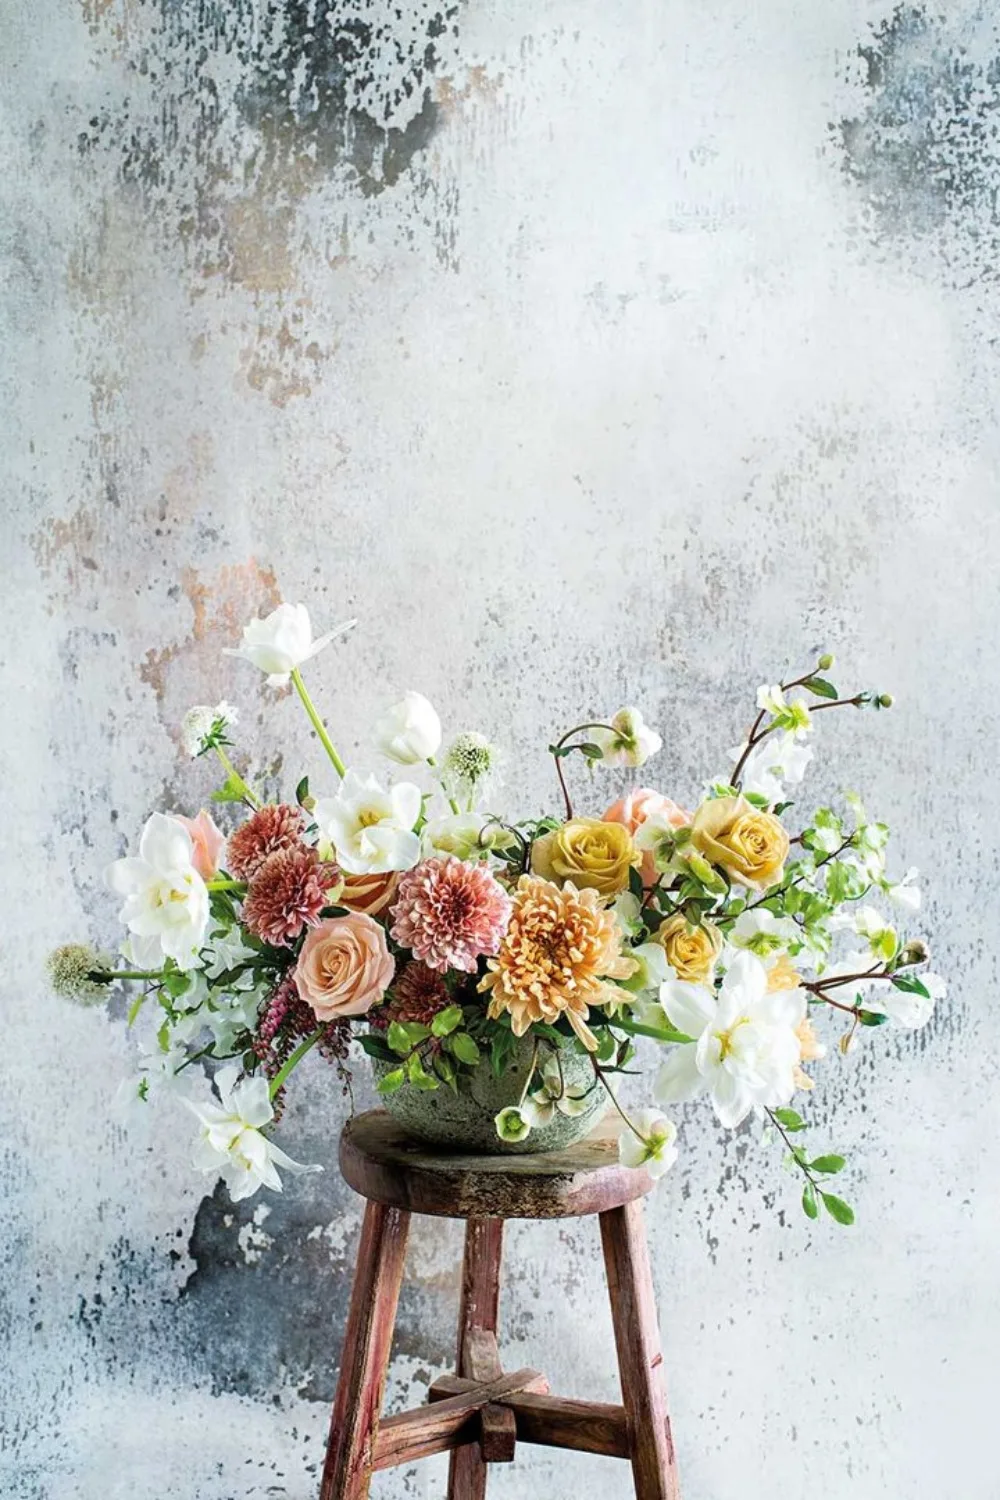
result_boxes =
[339,1110,655,1219]
[322,1111,680,1500]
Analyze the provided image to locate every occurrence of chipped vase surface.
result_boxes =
[368,1033,609,1153]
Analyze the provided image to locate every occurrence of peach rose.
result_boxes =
[176,810,226,881]
[295,912,395,1021]
[603,789,690,885]
[339,869,400,918]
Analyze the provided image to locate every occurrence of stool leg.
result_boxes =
[447,1217,505,1500]
[320,1201,411,1500]
[600,1200,681,1500]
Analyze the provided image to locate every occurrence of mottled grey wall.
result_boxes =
[3,2,999,1497]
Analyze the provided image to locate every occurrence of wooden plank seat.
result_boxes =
[321,1110,681,1500]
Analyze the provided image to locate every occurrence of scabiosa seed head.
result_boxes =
[227,803,306,880]
[242,847,338,946]
[47,943,112,1005]
[443,731,498,796]
[181,700,238,758]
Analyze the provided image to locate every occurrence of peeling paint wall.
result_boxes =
[3,2,999,1496]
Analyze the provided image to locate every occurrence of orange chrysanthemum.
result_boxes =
[478,875,636,1049]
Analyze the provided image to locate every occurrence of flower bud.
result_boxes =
[897,938,929,968]
[877,693,894,709]
[817,653,835,670]
[374,692,442,765]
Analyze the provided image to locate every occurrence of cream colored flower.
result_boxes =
[479,875,636,1049]
[652,914,723,984]
[689,796,789,890]
[794,1016,825,1091]
[530,818,639,899]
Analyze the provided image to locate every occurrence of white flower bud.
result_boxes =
[374,692,442,765]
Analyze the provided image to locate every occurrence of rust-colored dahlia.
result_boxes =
[478,875,636,1048]
[227,803,305,880]
[390,856,511,973]
[370,960,451,1030]
[242,847,337,946]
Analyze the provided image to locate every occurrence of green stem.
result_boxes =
[93,968,165,983]
[269,1026,326,1099]
[590,1057,653,1145]
[215,746,260,807]
[207,878,247,893]
[427,754,461,816]
[291,667,347,779]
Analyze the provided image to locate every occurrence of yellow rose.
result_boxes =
[689,796,789,890]
[530,817,638,898]
[652,913,723,983]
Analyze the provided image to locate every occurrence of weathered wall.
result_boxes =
[3,2,998,1496]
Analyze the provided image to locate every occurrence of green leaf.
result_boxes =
[802,676,839,700]
[628,866,645,902]
[580,742,605,762]
[595,1029,617,1063]
[809,1155,846,1175]
[450,1032,481,1066]
[802,1181,819,1219]
[126,990,147,1027]
[773,1107,807,1132]
[891,973,930,998]
[210,771,248,804]
[433,1052,459,1091]
[821,1192,856,1225]
[490,1028,515,1078]
[857,1009,889,1027]
[406,1052,439,1090]
[358,1033,397,1061]
[431,1004,464,1037]
[387,1020,431,1055]
[376,1067,406,1095]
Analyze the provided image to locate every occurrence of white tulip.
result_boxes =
[105,812,209,970]
[374,691,442,764]
[223,603,356,687]
[313,770,422,875]
[654,951,805,1129]
[186,1065,321,1202]
[618,1109,679,1178]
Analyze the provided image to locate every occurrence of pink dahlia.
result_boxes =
[242,847,337,946]
[390,857,512,973]
[227,803,305,880]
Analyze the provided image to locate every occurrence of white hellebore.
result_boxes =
[593,708,662,768]
[618,1109,679,1179]
[522,1056,593,1127]
[375,691,442,765]
[655,951,805,1129]
[186,1065,320,1202]
[422,812,487,861]
[313,770,422,875]
[728,908,800,957]
[105,812,210,970]
[727,730,813,806]
[223,602,356,687]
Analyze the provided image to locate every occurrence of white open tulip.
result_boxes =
[105,812,209,970]
[223,603,356,687]
[374,691,442,765]
[313,770,422,875]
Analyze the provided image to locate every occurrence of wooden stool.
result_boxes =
[320,1111,681,1500]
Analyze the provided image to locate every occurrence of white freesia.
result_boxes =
[618,1109,679,1179]
[654,951,805,1128]
[728,908,800,957]
[313,770,422,874]
[593,708,662,768]
[422,812,487,860]
[375,691,442,764]
[186,1064,321,1202]
[522,1056,593,1127]
[885,867,922,913]
[862,972,946,1030]
[756,683,786,714]
[105,812,209,970]
[223,602,356,687]
[726,731,813,806]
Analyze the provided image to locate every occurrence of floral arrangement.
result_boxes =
[51,602,945,1224]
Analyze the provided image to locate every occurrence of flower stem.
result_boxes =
[268,1026,326,1099]
[590,1057,652,1146]
[215,746,261,807]
[207,878,247,893]
[612,1014,695,1045]
[427,754,461,816]
[549,721,618,821]
[291,668,347,779]
[93,968,165,983]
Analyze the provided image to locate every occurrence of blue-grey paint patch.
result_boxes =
[836,6,1000,273]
